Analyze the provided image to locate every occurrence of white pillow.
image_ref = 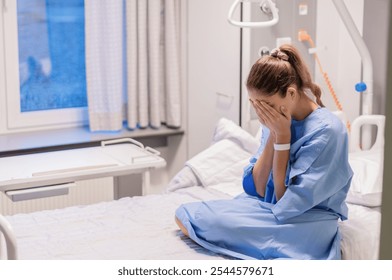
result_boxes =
[212,118,260,154]
[346,149,384,207]
[166,118,259,193]
[186,139,251,188]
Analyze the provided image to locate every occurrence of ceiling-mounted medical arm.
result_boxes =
[228,0,279,28]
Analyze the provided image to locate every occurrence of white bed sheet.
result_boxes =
[339,204,381,260]
[4,186,232,260]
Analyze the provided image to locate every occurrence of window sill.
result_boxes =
[0,126,184,157]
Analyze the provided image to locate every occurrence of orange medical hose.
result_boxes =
[298,30,351,132]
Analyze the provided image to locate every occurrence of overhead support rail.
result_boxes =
[227,0,279,28]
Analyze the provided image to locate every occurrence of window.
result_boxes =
[18,0,87,112]
[1,0,88,132]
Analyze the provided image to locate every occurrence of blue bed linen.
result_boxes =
[175,108,353,260]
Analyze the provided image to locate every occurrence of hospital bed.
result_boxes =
[0,116,384,260]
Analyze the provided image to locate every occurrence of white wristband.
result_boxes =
[274,143,290,151]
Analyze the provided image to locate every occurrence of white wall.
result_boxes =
[187,0,241,158]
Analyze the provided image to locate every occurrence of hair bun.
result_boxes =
[270,48,289,61]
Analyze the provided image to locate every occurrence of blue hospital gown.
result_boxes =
[175,107,353,259]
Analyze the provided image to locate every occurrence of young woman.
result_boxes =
[175,44,353,260]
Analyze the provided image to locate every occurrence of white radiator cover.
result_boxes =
[0,177,113,216]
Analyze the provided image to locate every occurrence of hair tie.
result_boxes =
[270,48,289,61]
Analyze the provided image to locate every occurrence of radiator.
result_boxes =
[0,177,114,216]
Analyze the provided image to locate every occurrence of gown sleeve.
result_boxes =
[272,125,353,222]
[242,126,270,197]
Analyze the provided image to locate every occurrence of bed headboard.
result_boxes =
[350,114,386,153]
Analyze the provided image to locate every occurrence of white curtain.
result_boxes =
[85,0,181,131]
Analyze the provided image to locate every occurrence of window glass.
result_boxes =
[18,0,87,112]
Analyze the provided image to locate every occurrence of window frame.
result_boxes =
[0,0,88,135]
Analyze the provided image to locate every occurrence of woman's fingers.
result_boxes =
[257,101,278,122]
[256,101,291,137]
[251,99,289,128]
[279,105,291,121]
[251,101,267,125]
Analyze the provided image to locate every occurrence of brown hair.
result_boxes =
[246,44,324,107]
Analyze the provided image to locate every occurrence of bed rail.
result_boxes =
[350,115,385,153]
[0,215,17,260]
